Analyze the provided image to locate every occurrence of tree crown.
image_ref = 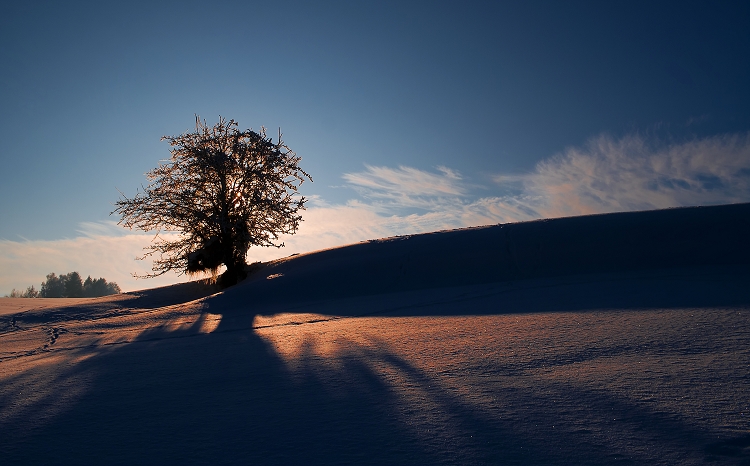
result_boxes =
[114,116,311,283]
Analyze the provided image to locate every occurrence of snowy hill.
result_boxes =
[2,203,750,465]
[210,202,750,310]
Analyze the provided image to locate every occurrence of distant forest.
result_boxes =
[5,272,121,298]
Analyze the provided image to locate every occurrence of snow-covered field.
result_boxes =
[2,205,749,465]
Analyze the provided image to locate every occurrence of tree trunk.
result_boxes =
[219,261,247,288]
[218,233,247,288]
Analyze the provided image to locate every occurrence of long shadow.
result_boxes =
[1,309,445,464]
[2,285,748,464]
[352,335,734,465]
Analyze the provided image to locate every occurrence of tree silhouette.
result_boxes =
[83,276,121,297]
[34,272,120,298]
[65,271,84,297]
[40,273,65,298]
[113,116,312,286]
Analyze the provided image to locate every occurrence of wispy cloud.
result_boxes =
[332,131,750,236]
[3,132,749,295]
[522,132,750,218]
[340,132,750,225]
[76,220,130,238]
[342,164,466,211]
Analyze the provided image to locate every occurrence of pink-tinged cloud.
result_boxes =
[521,132,750,218]
[0,230,183,294]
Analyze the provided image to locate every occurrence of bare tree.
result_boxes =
[5,286,39,298]
[113,116,312,286]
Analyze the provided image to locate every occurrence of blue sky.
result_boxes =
[2,1,750,293]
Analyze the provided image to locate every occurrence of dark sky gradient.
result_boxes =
[1,0,749,242]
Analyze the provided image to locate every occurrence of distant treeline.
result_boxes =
[5,272,121,298]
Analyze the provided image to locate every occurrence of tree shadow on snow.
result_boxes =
[2,264,749,464]
[3,303,748,465]
[1,310,445,465]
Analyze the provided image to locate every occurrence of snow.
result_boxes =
[1,204,750,464]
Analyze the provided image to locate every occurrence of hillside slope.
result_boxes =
[209,202,750,311]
